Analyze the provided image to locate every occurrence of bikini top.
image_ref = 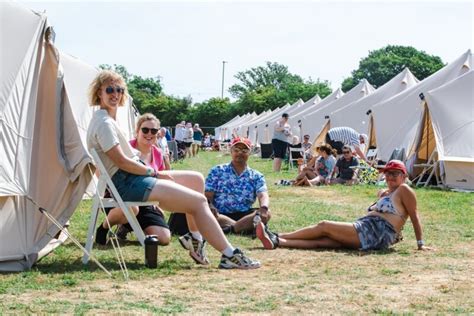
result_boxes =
[368,191,405,218]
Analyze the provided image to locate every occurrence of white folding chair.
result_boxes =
[82,149,159,264]
[288,147,305,170]
[366,148,378,163]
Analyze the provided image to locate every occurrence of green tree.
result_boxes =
[229,62,332,115]
[188,98,233,132]
[341,45,444,91]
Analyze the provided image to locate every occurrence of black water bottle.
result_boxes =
[144,235,159,268]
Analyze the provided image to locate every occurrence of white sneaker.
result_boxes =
[218,248,261,269]
[178,233,210,265]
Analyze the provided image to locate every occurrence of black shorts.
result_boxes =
[184,142,193,148]
[325,134,344,154]
[272,138,288,159]
[220,208,258,221]
[105,205,169,230]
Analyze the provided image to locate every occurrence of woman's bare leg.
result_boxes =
[279,236,345,249]
[160,170,203,232]
[279,220,361,249]
[144,225,171,246]
[101,206,138,228]
[273,158,283,172]
[148,180,230,252]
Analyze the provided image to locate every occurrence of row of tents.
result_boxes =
[0,2,138,271]
[215,51,473,192]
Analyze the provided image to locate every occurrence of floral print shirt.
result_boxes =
[205,163,267,214]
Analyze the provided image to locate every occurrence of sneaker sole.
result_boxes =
[218,262,261,270]
[179,237,210,265]
[256,222,274,250]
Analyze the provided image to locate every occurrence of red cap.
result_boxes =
[230,137,252,149]
[381,160,407,174]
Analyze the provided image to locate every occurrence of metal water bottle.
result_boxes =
[144,235,159,268]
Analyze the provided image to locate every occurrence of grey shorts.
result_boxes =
[353,216,397,250]
[112,169,157,202]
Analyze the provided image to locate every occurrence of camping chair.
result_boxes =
[366,148,378,163]
[82,149,159,264]
[288,147,305,170]
[414,149,442,187]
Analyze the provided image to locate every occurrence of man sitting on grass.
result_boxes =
[205,137,271,236]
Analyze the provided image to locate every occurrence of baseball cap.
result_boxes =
[381,160,407,174]
[230,137,252,149]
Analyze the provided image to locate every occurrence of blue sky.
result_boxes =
[21,0,473,103]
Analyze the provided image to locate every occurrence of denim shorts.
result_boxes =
[111,169,157,202]
[353,215,397,250]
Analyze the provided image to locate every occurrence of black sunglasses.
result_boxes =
[141,127,159,135]
[105,86,125,94]
[342,151,351,154]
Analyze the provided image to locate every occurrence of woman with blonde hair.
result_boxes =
[87,70,260,269]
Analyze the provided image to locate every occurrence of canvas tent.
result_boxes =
[328,68,419,136]
[0,2,135,271]
[408,70,474,190]
[368,50,472,161]
[301,79,375,140]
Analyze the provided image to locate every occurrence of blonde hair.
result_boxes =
[136,113,160,135]
[88,70,128,106]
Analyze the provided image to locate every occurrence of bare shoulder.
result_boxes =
[397,183,416,199]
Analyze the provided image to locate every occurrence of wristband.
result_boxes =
[146,167,153,177]
[417,240,424,246]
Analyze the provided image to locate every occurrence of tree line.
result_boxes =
[100,45,444,134]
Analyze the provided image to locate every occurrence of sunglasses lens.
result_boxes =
[105,86,124,94]
[151,129,158,135]
[141,127,159,135]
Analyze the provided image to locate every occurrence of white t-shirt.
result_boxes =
[87,109,138,176]
[175,126,185,141]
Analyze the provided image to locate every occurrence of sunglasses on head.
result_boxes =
[105,86,125,94]
[141,127,159,135]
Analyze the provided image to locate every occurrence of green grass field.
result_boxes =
[1,151,473,314]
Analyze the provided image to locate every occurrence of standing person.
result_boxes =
[183,122,194,158]
[328,145,359,185]
[157,127,171,170]
[87,70,260,269]
[302,134,313,160]
[257,160,434,252]
[272,113,292,172]
[205,137,271,235]
[192,123,203,157]
[325,126,368,161]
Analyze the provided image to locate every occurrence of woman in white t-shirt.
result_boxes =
[86,70,260,269]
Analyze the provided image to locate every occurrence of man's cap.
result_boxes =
[381,160,407,174]
[230,137,252,149]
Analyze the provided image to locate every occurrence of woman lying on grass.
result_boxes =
[257,160,433,251]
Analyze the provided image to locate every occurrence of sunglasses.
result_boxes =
[384,170,403,178]
[342,151,351,154]
[232,148,250,154]
[141,127,159,135]
[105,86,125,94]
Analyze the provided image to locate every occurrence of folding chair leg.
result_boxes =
[82,196,101,264]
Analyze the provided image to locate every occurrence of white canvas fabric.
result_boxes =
[329,68,419,136]
[301,79,375,140]
[0,2,136,271]
[288,88,344,134]
[409,70,474,190]
[369,50,472,161]
[254,99,304,144]
[243,105,288,143]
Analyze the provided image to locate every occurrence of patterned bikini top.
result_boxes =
[368,191,404,218]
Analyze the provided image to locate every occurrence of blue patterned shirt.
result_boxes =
[205,163,267,214]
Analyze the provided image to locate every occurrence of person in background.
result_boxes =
[325,126,368,162]
[183,122,194,158]
[257,160,434,253]
[205,137,271,236]
[302,134,313,160]
[192,123,203,157]
[87,70,260,269]
[157,127,171,170]
[328,145,359,185]
[272,113,291,172]
[295,143,336,186]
